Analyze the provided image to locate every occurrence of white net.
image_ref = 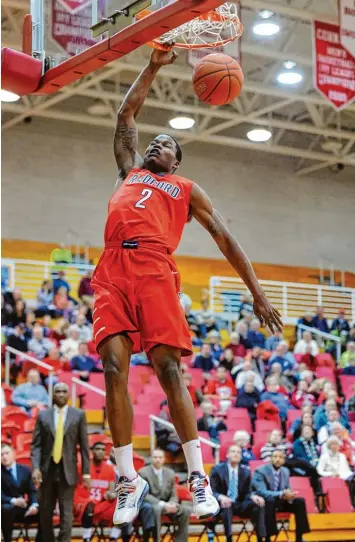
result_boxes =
[153,3,243,49]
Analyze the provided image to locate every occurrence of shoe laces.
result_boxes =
[189,472,209,504]
[116,477,137,510]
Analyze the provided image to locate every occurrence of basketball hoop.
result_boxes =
[135,2,243,50]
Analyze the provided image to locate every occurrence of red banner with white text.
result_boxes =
[313,20,355,110]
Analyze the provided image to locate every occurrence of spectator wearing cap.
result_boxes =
[233,430,255,466]
[193,343,217,372]
[312,307,329,334]
[294,331,319,357]
[225,332,247,360]
[60,327,81,360]
[260,377,289,421]
[71,343,103,382]
[331,309,350,333]
[28,325,55,360]
[12,369,49,412]
[236,360,264,393]
[235,377,260,425]
[247,320,265,349]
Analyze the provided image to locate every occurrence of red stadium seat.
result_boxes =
[2,406,26,417]
[290,477,318,514]
[227,407,249,419]
[176,483,192,502]
[201,442,215,463]
[3,411,28,431]
[249,460,264,475]
[287,410,301,428]
[133,451,145,471]
[227,417,252,433]
[255,419,280,434]
[339,376,355,400]
[315,367,336,382]
[16,452,31,468]
[133,413,151,435]
[315,353,335,369]
[15,433,33,453]
[23,419,37,433]
[2,421,21,441]
[2,384,13,405]
[189,368,204,389]
[89,373,105,390]
[321,477,354,513]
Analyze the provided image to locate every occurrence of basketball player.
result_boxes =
[91,48,283,526]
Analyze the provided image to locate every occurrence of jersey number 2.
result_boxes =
[135,189,152,209]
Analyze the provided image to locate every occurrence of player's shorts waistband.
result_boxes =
[104,240,170,253]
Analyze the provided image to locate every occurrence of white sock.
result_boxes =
[82,528,92,540]
[182,439,206,477]
[110,527,121,539]
[114,443,137,480]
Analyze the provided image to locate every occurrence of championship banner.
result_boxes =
[314,20,355,110]
[339,0,355,59]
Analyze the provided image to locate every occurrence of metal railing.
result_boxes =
[297,324,342,364]
[210,276,355,325]
[71,376,106,407]
[4,346,55,405]
[149,414,220,464]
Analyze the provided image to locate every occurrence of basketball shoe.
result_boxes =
[113,475,149,525]
[188,471,220,518]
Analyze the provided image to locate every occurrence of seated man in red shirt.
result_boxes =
[204,366,237,410]
[74,441,131,542]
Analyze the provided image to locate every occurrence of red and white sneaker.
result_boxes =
[188,471,220,519]
[113,475,148,526]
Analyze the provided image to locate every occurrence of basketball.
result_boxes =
[192,53,244,106]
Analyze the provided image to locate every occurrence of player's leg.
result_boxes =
[150,345,219,518]
[99,334,148,525]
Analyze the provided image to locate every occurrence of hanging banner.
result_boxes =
[339,0,355,59]
[314,20,355,110]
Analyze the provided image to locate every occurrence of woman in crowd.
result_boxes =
[36,279,54,316]
[233,430,255,466]
[317,436,355,494]
[290,408,315,441]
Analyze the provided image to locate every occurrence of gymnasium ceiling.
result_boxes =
[2,0,355,176]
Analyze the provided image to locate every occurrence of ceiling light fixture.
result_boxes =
[247,129,272,142]
[169,116,195,130]
[253,22,280,36]
[277,71,303,85]
[283,60,297,70]
[259,9,274,19]
[0,89,20,102]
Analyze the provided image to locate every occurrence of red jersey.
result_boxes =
[205,379,236,398]
[88,462,116,503]
[104,168,194,253]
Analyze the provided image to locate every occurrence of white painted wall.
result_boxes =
[2,119,355,270]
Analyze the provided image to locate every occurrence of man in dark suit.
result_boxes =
[1,443,41,542]
[139,448,190,542]
[210,445,267,542]
[252,449,310,542]
[31,382,91,542]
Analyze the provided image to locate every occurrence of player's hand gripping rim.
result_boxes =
[150,43,178,66]
[253,297,283,334]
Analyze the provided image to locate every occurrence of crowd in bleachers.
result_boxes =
[2,274,355,541]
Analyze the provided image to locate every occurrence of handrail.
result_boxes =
[71,376,106,407]
[149,414,220,465]
[4,346,55,405]
[297,324,342,363]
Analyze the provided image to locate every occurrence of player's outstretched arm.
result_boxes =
[190,183,283,333]
[114,48,178,182]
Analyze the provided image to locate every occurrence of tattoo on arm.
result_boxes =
[208,215,222,236]
[114,119,137,179]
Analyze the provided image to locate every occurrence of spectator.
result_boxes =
[293,426,320,468]
[314,398,351,433]
[289,407,314,441]
[75,314,92,343]
[225,332,246,360]
[312,307,329,334]
[247,319,266,349]
[197,400,227,442]
[268,363,293,394]
[183,372,203,406]
[12,369,49,412]
[235,377,260,425]
[294,330,319,357]
[1,443,41,542]
[252,449,310,542]
[341,343,355,374]
[208,330,224,361]
[36,280,54,316]
[233,431,255,466]
[24,311,36,340]
[193,343,217,372]
[290,380,316,409]
[1,293,13,325]
[78,270,94,308]
[52,270,71,295]
[4,299,27,327]
[247,346,265,378]
[265,330,283,352]
[139,449,190,542]
[60,326,81,360]
[331,309,350,333]
[260,378,289,421]
[196,296,219,336]
[347,326,355,344]
[210,445,267,542]
[71,343,103,381]
[260,430,292,462]
[295,311,314,336]
[205,366,236,409]
[317,436,354,481]
[219,348,237,373]
[31,382,90,542]
[49,318,69,345]
[179,286,192,312]
[28,325,54,360]
[54,286,70,314]
[73,441,124,542]
[6,323,28,354]
[185,305,203,339]
[317,409,342,445]
[238,293,254,320]
[236,360,264,393]
[269,343,297,374]
[235,321,252,349]
[42,315,52,338]
[326,324,348,359]
[322,422,354,465]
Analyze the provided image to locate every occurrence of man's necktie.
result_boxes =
[228,470,238,501]
[53,409,64,463]
[273,470,280,492]
[8,466,17,484]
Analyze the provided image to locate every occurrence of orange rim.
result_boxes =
[135,8,242,50]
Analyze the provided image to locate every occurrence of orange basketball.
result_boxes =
[192,53,244,106]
